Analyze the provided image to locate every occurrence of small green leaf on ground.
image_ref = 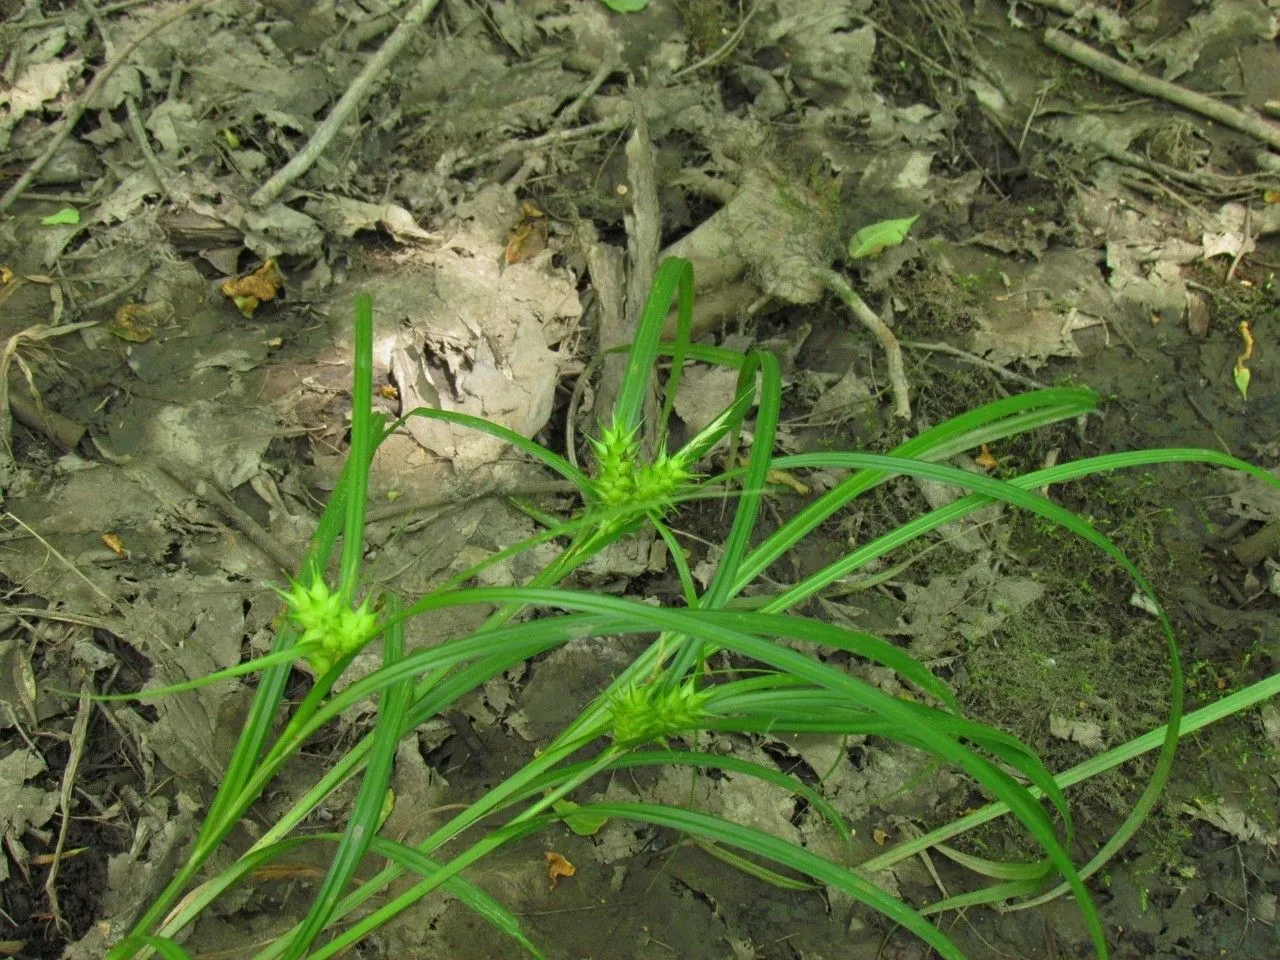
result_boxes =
[40,207,80,226]
[599,0,648,11]
[848,214,919,259]
[554,798,609,836]
[1234,363,1250,401]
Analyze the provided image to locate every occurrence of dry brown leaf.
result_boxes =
[109,302,159,343]
[545,850,575,889]
[506,204,549,264]
[221,258,284,317]
[101,534,128,558]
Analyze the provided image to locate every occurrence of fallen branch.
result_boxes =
[811,266,912,420]
[250,0,441,206]
[904,340,1048,390]
[1043,28,1280,153]
[453,116,629,176]
[0,0,215,215]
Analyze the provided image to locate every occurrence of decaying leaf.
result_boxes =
[0,750,60,884]
[303,196,439,244]
[1049,714,1105,751]
[220,259,284,317]
[109,302,160,343]
[505,202,548,264]
[545,851,575,888]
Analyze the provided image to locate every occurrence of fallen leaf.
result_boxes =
[545,851,575,888]
[109,302,159,343]
[506,204,549,264]
[40,207,80,226]
[974,444,999,470]
[101,533,128,558]
[0,61,75,122]
[872,827,889,846]
[221,259,284,317]
[553,797,609,836]
[767,467,809,495]
[1049,714,1104,750]
[848,214,919,260]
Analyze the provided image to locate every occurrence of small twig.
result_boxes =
[853,13,964,86]
[1,605,116,629]
[44,685,92,933]
[1019,0,1081,12]
[78,0,116,58]
[8,0,153,29]
[559,57,617,127]
[155,462,298,576]
[1182,388,1233,457]
[507,55,618,188]
[251,0,441,206]
[75,267,151,314]
[1043,28,1280,152]
[811,267,912,419]
[0,0,214,216]
[124,95,177,205]
[1224,203,1252,284]
[902,340,1048,390]
[3,512,117,609]
[10,190,97,204]
[1116,173,1214,227]
[1018,81,1053,156]
[363,480,578,524]
[671,0,760,80]
[1103,143,1269,198]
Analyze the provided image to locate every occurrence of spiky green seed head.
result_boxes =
[589,418,641,504]
[633,450,695,504]
[590,418,695,512]
[609,678,711,748]
[279,579,379,676]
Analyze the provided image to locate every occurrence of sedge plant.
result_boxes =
[102,257,1280,960]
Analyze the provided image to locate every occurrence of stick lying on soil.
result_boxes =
[1042,28,1280,153]
[0,0,215,216]
[251,0,442,206]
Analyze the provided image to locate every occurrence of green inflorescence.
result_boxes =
[589,417,695,513]
[608,677,712,748]
[280,578,380,676]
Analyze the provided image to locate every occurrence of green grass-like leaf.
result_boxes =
[114,259,1280,960]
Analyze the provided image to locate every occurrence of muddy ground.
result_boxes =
[1,0,1280,958]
